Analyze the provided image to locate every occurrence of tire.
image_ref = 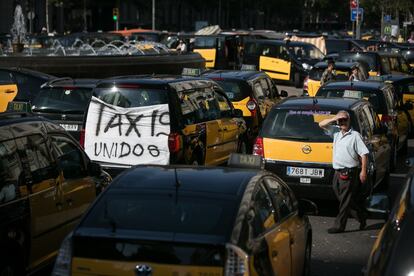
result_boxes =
[190,147,204,166]
[294,72,301,88]
[302,239,311,276]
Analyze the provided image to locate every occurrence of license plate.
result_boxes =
[60,124,78,131]
[287,166,324,178]
[300,178,311,184]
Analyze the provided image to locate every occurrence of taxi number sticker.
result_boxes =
[287,166,324,178]
[60,124,78,131]
[300,177,311,184]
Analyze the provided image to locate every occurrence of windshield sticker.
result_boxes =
[344,90,363,98]
[84,96,170,166]
[288,110,332,115]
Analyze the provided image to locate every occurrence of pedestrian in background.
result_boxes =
[176,40,187,53]
[408,32,414,44]
[321,59,336,86]
[319,110,369,234]
[349,64,366,81]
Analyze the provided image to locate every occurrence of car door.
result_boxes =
[250,181,292,276]
[259,44,291,81]
[50,134,96,226]
[264,177,306,276]
[14,134,64,269]
[0,70,18,112]
[214,90,240,157]
[402,81,414,123]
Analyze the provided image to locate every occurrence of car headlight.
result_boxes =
[302,63,312,70]
[52,233,73,276]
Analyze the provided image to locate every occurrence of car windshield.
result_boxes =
[32,87,92,113]
[81,192,237,237]
[287,44,325,60]
[261,109,337,142]
[214,80,250,101]
[94,87,169,108]
[309,68,351,81]
[317,88,388,114]
[339,53,377,71]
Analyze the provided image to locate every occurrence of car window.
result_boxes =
[51,135,86,179]
[357,108,372,138]
[253,82,265,100]
[265,78,279,98]
[259,78,271,98]
[381,57,391,74]
[389,57,400,73]
[383,88,395,110]
[178,87,221,124]
[251,183,275,236]
[194,37,217,48]
[399,58,410,74]
[261,44,284,59]
[213,80,250,101]
[0,70,14,84]
[215,91,233,118]
[0,140,23,204]
[94,87,168,108]
[15,135,56,188]
[362,105,375,136]
[263,177,295,221]
[32,87,93,113]
[13,73,46,101]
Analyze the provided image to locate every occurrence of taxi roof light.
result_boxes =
[227,153,263,170]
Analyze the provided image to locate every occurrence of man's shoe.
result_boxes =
[327,227,344,234]
[359,219,367,230]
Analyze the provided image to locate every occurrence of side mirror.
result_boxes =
[406,158,414,167]
[280,90,288,97]
[404,102,413,111]
[88,162,102,177]
[233,109,243,118]
[366,194,390,220]
[298,199,318,217]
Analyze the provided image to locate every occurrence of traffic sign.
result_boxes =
[27,11,35,20]
[350,0,358,9]
[351,8,363,22]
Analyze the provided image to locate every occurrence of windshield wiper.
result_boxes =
[273,135,310,141]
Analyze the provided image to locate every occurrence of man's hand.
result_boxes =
[360,170,367,183]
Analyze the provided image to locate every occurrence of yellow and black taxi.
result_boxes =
[31,78,98,141]
[82,75,247,175]
[253,97,391,199]
[364,159,414,276]
[243,39,325,88]
[0,67,56,112]
[201,70,288,152]
[317,81,410,171]
[337,51,412,77]
[52,156,317,276]
[303,61,361,97]
[0,112,110,275]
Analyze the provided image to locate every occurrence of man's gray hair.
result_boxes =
[337,110,350,118]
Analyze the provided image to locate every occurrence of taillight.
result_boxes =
[225,244,249,276]
[168,132,181,153]
[303,76,309,91]
[246,98,257,117]
[79,128,85,148]
[252,137,264,157]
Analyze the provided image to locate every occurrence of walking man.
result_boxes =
[319,110,369,233]
[321,59,336,86]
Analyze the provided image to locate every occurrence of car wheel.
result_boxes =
[190,148,204,166]
[302,240,311,276]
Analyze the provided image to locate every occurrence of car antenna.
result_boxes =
[174,168,181,204]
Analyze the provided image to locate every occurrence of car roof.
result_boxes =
[276,96,365,111]
[202,70,266,81]
[0,67,56,80]
[368,74,414,83]
[109,165,257,198]
[340,50,402,57]
[96,75,211,87]
[322,81,385,91]
[245,39,313,47]
[0,112,58,128]
[42,77,100,89]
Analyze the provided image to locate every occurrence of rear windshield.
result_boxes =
[339,53,377,71]
[94,87,168,108]
[317,88,388,114]
[214,80,250,101]
[194,37,217,49]
[32,87,92,113]
[287,44,325,60]
[80,192,237,237]
[309,68,350,81]
[261,109,337,142]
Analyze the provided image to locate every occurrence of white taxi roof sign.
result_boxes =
[227,153,263,169]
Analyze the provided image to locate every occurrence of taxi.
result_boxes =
[303,61,361,96]
[202,69,288,152]
[364,159,414,276]
[317,81,411,171]
[243,39,325,88]
[52,155,316,276]
[337,51,411,77]
[81,76,247,175]
[253,97,391,199]
[0,112,110,275]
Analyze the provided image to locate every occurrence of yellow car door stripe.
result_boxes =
[194,49,216,68]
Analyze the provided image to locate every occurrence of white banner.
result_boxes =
[85,96,170,166]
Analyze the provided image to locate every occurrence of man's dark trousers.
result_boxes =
[332,168,367,230]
